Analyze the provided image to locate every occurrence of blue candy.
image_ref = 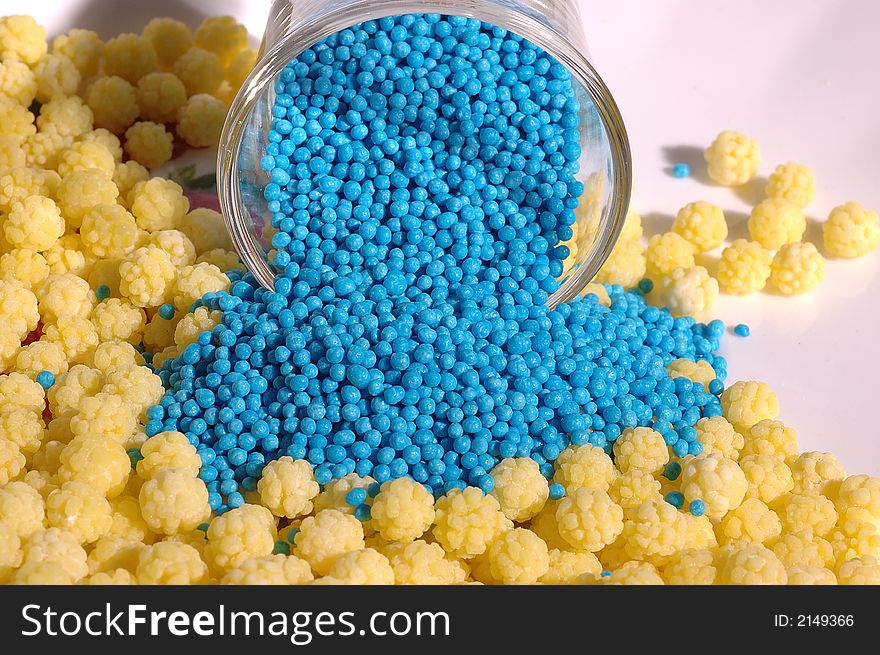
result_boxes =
[145,15,726,507]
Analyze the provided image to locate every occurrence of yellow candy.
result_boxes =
[225,48,258,89]
[613,426,669,474]
[742,419,799,462]
[656,266,718,318]
[0,58,37,106]
[672,201,728,252]
[539,548,601,584]
[680,453,748,520]
[0,282,39,340]
[716,498,781,545]
[552,444,615,492]
[622,497,687,564]
[196,249,243,272]
[4,195,64,253]
[0,520,23,583]
[90,298,147,344]
[293,508,364,576]
[592,560,664,585]
[0,372,46,412]
[124,121,174,169]
[56,168,120,229]
[138,468,210,536]
[113,160,149,203]
[0,15,47,65]
[51,28,103,78]
[487,527,549,584]
[328,547,395,585]
[770,242,825,295]
[740,453,794,505]
[716,239,772,295]
[57,141,116,178]
[119,246,178,308]
[693,416,744,460]
[173,47,224,96]
[78,126,125,162]
[86,568,136,585]
[771,530,834,569]
[555,488,623,552]
[79,204,138,260]
[748,198,806,250]
[16,340,69,377]
[765,162,816,209]
[136,541,208,585]
[786,564,837,585]
[704,130,761,186]
[87,535,145,575]
[385,539,467,585]
[172,263,230,311]
[661,548,716,585]
[136,72,188,124]
[593,238,646,288]
[101,33,158,85]
[33,53,81,103]
[180,208,233,254]
[790,451,845,497]
[137,431,201,480]
[176,94,227,148]
[221,554,313,585]
[823,201,880,258]
[45,480,112,544]
[775,492,838,537]
[20,527,87,582]
[57,435,130,498]
[834,475,880,527]
[194,16,248,65]
[370,477,435,543]
[173,307,222,349]
[89,340,145,374]
[0,481,46,539]
[142,18,193,68]
[720,380,779,432]
[836,555,880,585]
[256,456,319,519]
[716,542,787,585]
[609,469,661,510]
[645,232,696,281]
[85,75,139,134]
[488,457,549,522]
[0,438,25,485]
[432,487,511,559]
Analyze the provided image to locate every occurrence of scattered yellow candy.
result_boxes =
[704,130,761,186]
[765,162,816,208]
[748,198,806,250]
[769,242,825,295]
[672,201,728,252]
[822,201,880,258]
[656,265,718,317]
[716,239,772,295]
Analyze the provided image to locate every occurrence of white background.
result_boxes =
[7,0,879,474]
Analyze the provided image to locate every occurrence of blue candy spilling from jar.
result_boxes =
[147,14,726,513]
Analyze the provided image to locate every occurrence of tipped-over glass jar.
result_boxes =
[217,0,631,309]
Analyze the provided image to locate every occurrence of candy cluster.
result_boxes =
[582,131,879,318]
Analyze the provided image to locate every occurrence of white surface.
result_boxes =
[8,0,878,475]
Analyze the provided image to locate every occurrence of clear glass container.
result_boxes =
[217,0,631,309]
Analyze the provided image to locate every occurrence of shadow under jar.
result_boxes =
[217,0,631,309]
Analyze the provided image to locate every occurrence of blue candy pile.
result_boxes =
[147,14,726,513]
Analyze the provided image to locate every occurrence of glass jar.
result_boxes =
[218,0,631,308]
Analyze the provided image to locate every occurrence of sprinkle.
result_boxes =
[672,163,690,178]
[665,491,685,509]
[95,284,111,301]
[689,499,706,517]
[548,483,566,500]
[35,370,55,389]
[734,323,750,337]
[157,303,176,320]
